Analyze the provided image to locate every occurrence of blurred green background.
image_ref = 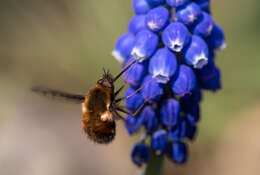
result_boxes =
[0,0,260,175]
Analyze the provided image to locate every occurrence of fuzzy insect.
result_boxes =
[32,59,147,144]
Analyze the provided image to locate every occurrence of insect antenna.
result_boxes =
[32,87,85,103]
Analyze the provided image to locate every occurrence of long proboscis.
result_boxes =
[112,58,138,83]
[32,87,85,103]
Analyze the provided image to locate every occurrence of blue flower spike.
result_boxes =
[149,48,178,83]
[131,143,150,167]
[128,15,147,35]
[172,65,197,97]
[113,0,226,167]
[166,0,188,7]
[183,35,209,69]
[112,33,135,63]
[146,6,169,32]
[133,0,151,15]
[131,29,159,62]
[162,22,190,52]
[176,2,201,25]
[152,130,168,154]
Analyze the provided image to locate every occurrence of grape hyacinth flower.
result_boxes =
[112,0,225,169]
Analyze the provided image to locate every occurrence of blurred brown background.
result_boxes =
[0,0,260,175]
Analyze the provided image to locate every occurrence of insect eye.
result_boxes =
[102,80,112,88]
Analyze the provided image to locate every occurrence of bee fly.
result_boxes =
[32,59,147,144]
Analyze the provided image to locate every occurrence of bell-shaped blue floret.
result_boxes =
[125,115,144,135]
[131,29,159,62]
[146,6,169,32]
[166,0,188,7]
[147,0,165,7]
[206,24,226,50]
[112,33,135,63]
[162,22,190,52]
[169,118,186,141]
[169,126,181,142]
[131,143,150,167]
[133,0,151,15]
[183,35,209,69]
[128,15,148,35]
[180,87,202,107]
[176,2,201,25]
[160,99,180,129]
[193,0,211,13]
[140,106,158,132]
[196,62,221,91]
[141,75,164,102]
[169,142,188,164]
[125,87,145,112]
[193,12,214,37]
[149,48,178,84]
[184,119,197,140]
[171,65,197,96]
[123,58,146,87]
[186,104,200,124]
[152,130,168,154]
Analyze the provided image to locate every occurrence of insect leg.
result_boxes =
[116,94,160,117]
[112,110,126,120]
[115,78,153,103]
[114,85,125,97]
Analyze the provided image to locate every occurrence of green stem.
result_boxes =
[144,151,164,175]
